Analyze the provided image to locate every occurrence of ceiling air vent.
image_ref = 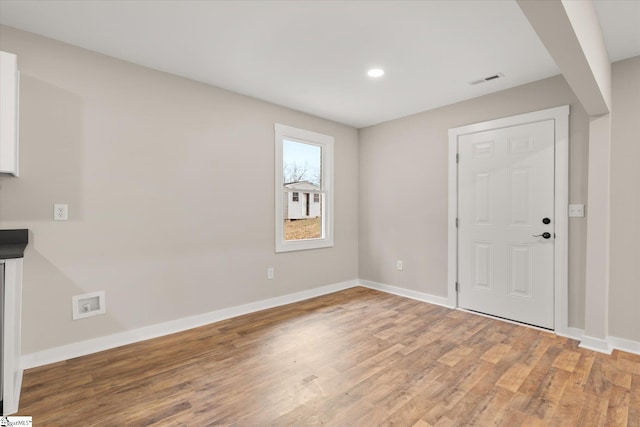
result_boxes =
[469,72,505,86]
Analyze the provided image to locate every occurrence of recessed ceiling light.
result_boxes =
[367,68,385,78]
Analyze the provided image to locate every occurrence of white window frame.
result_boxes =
[275,123,334,252]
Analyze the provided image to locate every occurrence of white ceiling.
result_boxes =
[0,0,638,128]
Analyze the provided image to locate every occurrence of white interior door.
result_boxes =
[458,120,555,329]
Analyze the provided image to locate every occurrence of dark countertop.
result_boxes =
[0,229,28,259]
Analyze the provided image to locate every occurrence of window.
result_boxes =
[275,123,334,252]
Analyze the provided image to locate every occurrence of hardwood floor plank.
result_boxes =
[522,367,571,420]
[586,356,616,396]
[497,409,528,427]
[606,384,631,426]
[549,381,587,426]
[629,374,640,427]
[618,356,640,376]
[14,287,640,426]
[496,363,533,392]
[437,345,475,367]
[383,381,450,425]
[577,392,611,426]
[481,342,512,364]
[465,386,513,426]
[552,349,582,372]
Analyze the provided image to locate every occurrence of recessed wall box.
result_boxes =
[72,291,106,320]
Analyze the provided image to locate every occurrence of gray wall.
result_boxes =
[2,24,638,355]
[609,56,640,342]
[358,75,590,330]
[0,26,359,354]
[359,58,640,340]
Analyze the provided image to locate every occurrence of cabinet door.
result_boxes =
[0,51,19,176]
[2,258,23,415]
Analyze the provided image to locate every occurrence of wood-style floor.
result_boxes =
[17,287,640,426]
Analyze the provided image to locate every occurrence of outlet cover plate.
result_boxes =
[568,204,585,217]
[54,203,69,221]
[72,291,106,320]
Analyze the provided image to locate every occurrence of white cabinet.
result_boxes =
[0,51,19,176]
[2,258,23,415]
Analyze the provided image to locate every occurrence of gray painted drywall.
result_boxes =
[1,23,638,355]
[609,56,640,342]
[0,26,359,354]
[358,75,590,330]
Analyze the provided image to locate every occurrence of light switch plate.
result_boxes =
[569,204,585,217]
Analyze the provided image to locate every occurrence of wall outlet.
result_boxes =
[72,291,106,320]
[396,260,404,271]
[267,267,274,280]
[54,203,69,221]
[568,204,585,217]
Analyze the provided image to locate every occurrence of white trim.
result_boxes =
[20,278,640,370]
[275,123,334,253]
[579,334,613,355]
[608,336,640,356]
[2,258,23,415]
[555,326,585,342]
[361,280,640,356]
[447,136,458,309]
[21,279,359,369]
[557,327,640,356]
[554,108,570,334]
[447,105,570,334]
[359,279,453,308]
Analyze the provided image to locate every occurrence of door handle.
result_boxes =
[532,232,551,239]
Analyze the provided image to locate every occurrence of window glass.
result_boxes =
[275,124,333,252]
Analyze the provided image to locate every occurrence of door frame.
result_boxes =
[447,105,570,333]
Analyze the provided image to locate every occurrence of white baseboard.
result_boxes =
[608,335,640,356]
[360,280,640,357]
[21,278,640,370]
[579,334,613,354]
[21,279,359,369]
[359,279,453,308]
[359,281,640,357]
[556,326,585,342]
[558,327,639,356]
